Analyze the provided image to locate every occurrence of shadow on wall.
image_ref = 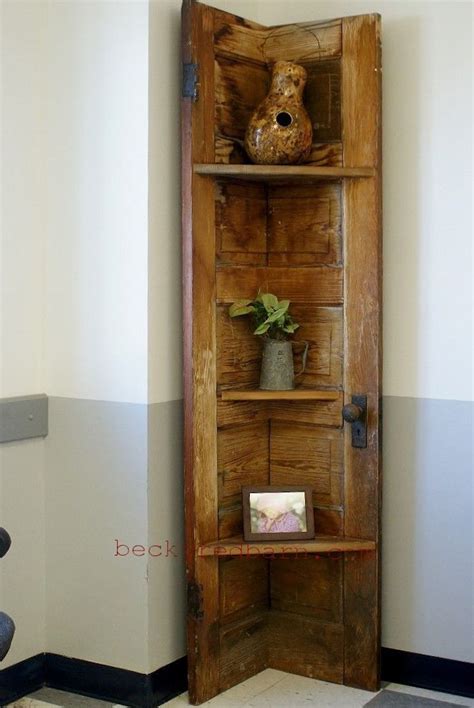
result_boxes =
[380,12,422,654]
[148,0,184,405]
[147,0,186,670]
[147,400,187,670]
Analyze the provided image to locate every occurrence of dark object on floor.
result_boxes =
[0,527,15,663]
[364,689,468,707]
[0,528,12,558]
[0,611,15,661]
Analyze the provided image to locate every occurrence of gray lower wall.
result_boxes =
[147,399,186,670]
[44,397,150,672]
[382,396,473,662]
[0,437,46,668]
[44,396,186,673]
[2,394,472,671]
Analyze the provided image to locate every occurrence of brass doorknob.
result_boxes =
[342,403,363,423]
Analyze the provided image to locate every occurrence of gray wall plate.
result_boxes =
[0,394,48,443]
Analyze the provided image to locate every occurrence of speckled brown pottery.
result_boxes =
[245,61,313,165]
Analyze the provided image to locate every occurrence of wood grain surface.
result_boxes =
[341,13,382,692]
[216,266,343,305]
[182,2,219,702]
[195,164,374,179]
[183,3,382,702]
[198,535,375,556]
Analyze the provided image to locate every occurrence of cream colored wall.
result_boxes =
[1,0,47,399]
[44,0,149,405]
[1,0,152,672]
[1,0,471,677]
[42,0,151,671]
[148,0,181,407]
[0,0,48,667]
[147,0,183,672]
[2,0,188,675]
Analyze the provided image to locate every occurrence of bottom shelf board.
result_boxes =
[198,535,376,557]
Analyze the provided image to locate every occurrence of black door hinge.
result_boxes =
[187,581,204,620]
[182,63,199,101]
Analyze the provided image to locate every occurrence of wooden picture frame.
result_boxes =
[242,485,315,541]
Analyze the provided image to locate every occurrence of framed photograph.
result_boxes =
[242,486,315,541]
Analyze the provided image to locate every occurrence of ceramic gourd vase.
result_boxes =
[245,61,313,165]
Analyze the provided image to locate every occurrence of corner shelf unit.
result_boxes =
[182,2,382,704]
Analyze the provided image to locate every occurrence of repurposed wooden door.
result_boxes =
[182,1,382,704]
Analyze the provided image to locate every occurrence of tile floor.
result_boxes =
[161,671,473,707]
[5,686,124,708]
[7,671,473,708]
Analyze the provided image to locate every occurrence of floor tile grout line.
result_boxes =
[241,674,290,702]
[200,672,290,706]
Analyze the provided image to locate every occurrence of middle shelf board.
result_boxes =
[194,164,375,182]
[199,535,376,557]
[220,389,341,401]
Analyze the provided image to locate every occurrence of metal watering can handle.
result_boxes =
[293,340,309,378]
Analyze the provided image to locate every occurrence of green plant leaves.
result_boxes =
[265,305,289,323]
[229,300,255,318]
[283,322,300,333]
[254,322,270,335]
[261,293,279,311]
[228,291,299,339]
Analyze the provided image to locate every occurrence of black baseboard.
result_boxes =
[45,654,188,708]
[2,648,472,705]
[0,653,45,706]
[381,647,474,699]
[45,654,151,707]
[0,653,187,707]
[146,656,188,706]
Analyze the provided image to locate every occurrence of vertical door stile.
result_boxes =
[183,0,220,703]
[341,14,382,691]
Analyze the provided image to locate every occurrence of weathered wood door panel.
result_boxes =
[182,1,381,703]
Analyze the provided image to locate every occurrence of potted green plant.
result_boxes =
[229,292,308,390]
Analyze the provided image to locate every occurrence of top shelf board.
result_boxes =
[194,164,375,182]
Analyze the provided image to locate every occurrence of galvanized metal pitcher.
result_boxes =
[259,339,309,391]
